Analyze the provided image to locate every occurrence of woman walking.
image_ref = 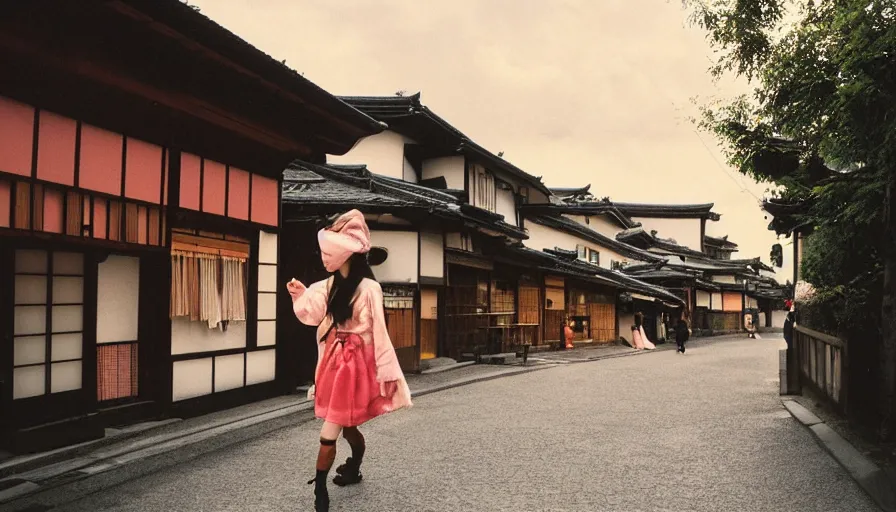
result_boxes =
[631,312,656,350]
[287,209,412,512]
[675,314,690,354]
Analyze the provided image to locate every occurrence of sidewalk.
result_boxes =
[785,394,896,511]
[0,362,555,510]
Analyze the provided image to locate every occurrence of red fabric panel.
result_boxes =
[0,180,10,228]
[202,159,226,216]
[79,124,122,195]
[43,188,64,233]
[250,174,279,226]
[124,138,163,204]
[227,167,250,220]
[36,112,77,186]
[0,96,34,177]
[179,153,201,210]
[93,198,107,239]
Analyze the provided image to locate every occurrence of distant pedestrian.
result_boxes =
[564,317,575,350]
[675,315,690,354]
[287,210,412,512]
[783,311,795,350]
[744,313,756,339]
[632,312,656,350]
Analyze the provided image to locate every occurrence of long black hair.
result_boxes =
[327,252,377,326]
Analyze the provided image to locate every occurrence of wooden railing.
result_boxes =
[794,325,847,412]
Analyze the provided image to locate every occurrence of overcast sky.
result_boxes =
[192,0,793,282]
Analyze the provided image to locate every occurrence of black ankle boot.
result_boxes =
[307,472,329,512]
[333,457,363,487]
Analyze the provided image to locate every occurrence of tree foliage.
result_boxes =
[685,0,896,436]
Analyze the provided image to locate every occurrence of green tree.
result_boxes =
[684,0,896,440]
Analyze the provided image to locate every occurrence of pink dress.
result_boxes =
[640,326,656,350]
[631,326,645,350]
[289,277,412,427]
[631,325,656,350]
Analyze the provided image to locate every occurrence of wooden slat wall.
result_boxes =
[2,176,165,247]
[420,319,438,359]
[385,308,416,350]
[519,286,542,345]
[589,303,616,343]
[544,309,565,343]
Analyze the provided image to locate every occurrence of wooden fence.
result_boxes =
[794,325,847,412]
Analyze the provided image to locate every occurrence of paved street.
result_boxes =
[59,336,878,511]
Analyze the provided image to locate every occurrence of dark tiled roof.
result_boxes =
[610,202,721,221]
[616,228,708,258]
[282,161,527,240]
[520,203,640,230]
[527,215,663,263]
[549,185,591,199]
[761,198,813,236]
[338,94,552,196]
[704,234,739,250]
[540,249,685,305]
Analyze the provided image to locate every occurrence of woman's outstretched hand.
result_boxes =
[380,381,398,399]
[286,278,305,298]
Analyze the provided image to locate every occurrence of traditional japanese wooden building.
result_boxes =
[619,227,780,334]
[0,0,382,453]
[279,162,529,375]
[328,93,563,360]
[703,235,739,260]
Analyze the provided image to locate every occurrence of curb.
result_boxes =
[782,400,896,512]
[411,365,556,398]
[419,361,477,375]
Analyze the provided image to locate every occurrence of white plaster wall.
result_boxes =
[402,156,418,183]
[370,230,418,284]
[246,349,276,385]
[172,358,213,401]
[496,187,517,226]
[97,255,140,343]
[745,296,759,309]
[445,232,463,250]
[327,131,406,180]
[618,312,635,343]
[524,222,628,269]
[631,217,702,252]
[696,290,711,308]
[563,214,622,238]
[712,275,737,284]
[422,156,464,189]
[421,288,438,319]
[420,232,444,279]
[711,292,723,311]
[772,310,788,328]
[214,353,245,393]
[171,318,246,355]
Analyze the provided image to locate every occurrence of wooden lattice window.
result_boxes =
[1,177,164,245]
[588,303,616,342]
[97,342,138,401]
[490,279,516,314]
